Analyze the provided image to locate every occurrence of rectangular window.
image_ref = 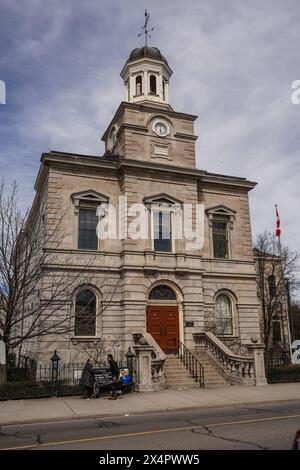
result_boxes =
[153,211,172,252]
[78,208,98,250]
[212,221,229,259]
[272,321,282,343]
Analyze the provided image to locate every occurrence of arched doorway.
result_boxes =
[147,284,179,354]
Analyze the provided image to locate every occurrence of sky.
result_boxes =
[0,0,300,260]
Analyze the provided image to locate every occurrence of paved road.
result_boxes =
[0,400,299,450]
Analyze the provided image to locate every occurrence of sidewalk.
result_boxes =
[0,383,299,426]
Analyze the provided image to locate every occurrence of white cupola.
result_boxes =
[120,46,173,106]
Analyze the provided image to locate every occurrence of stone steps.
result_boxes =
[164,356,198,389]
[164,353,226,388]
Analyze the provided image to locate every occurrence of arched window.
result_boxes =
[150,75,157,94]
[136,75,142,95]
[149,285,176,300]
[215,294,233,335]
[268,275,276,298]
[75,289,96,336]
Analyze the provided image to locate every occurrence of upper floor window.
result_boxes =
[78,208,98,250]
[153,211,172,252]
[206,206,236,260]
[72,190,109,251]
[144,194,182,254]
[268,275,276,297]
[212,219,229,259]
[136,75,143,95]
[215,294,233,335]
[150,75,157,94]
[75,289,96,336]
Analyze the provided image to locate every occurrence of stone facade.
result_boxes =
[23,46,263,364]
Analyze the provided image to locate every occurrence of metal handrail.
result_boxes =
[174,338,205,388]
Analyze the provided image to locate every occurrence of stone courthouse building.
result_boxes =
[24,44,267,386]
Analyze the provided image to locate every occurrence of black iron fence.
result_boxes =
[265,350,291,367]
[0,349,135,400]
[264,350,300,383]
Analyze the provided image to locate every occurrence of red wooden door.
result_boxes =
[147,306,179,354]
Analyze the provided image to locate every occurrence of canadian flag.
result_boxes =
[275,205,281,238]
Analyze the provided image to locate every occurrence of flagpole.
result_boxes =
[275,203,293,361]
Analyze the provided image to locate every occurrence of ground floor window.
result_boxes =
[215,294,233,335]
[74,289,96,336]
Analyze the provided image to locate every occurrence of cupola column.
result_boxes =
[129,75,135,101]
[143,70,148,95]
[158,73,163,101]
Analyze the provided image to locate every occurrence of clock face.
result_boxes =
[153,121,169,137]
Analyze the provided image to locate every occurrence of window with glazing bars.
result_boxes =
[153,211,172,252]
[212,220,229,259]
[75,289,96,336]
[78,208,98,250]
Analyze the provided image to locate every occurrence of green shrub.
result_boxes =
[267,364,300,383]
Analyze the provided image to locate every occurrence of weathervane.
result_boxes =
[138,10,154,47]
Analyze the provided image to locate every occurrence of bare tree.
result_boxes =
[0,182,118,363]
[79,337,121,367]
[254,230,299,351]
[291,301,300,340]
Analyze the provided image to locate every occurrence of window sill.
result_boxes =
[217,335,238,339]
[76,247,99,252]
[71,337,98,344]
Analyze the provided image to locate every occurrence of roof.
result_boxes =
[127,46,168,65]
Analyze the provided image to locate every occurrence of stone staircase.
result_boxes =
[194,351,226,386]
[164,353,226,389]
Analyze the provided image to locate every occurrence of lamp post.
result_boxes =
[125,347,135,379]
[50,350,60,397]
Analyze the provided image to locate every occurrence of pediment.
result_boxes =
[143,193,183,207]
[71,190,109,204]
[205,205,237,217]
[206,205,236,229]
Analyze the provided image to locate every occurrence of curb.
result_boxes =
[1,397,300,427]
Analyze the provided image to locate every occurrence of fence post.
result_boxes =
[0,340,6,385]
[247,341,268,386]
[51,350,61,397]
[133,339,154,392]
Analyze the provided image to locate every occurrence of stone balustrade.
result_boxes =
[193,332,267,386]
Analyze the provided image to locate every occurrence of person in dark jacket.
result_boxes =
[79,359,95,399]
[107,354,119,400]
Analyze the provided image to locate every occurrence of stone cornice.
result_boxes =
[35,152,256,196]
[101,101,198,141]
